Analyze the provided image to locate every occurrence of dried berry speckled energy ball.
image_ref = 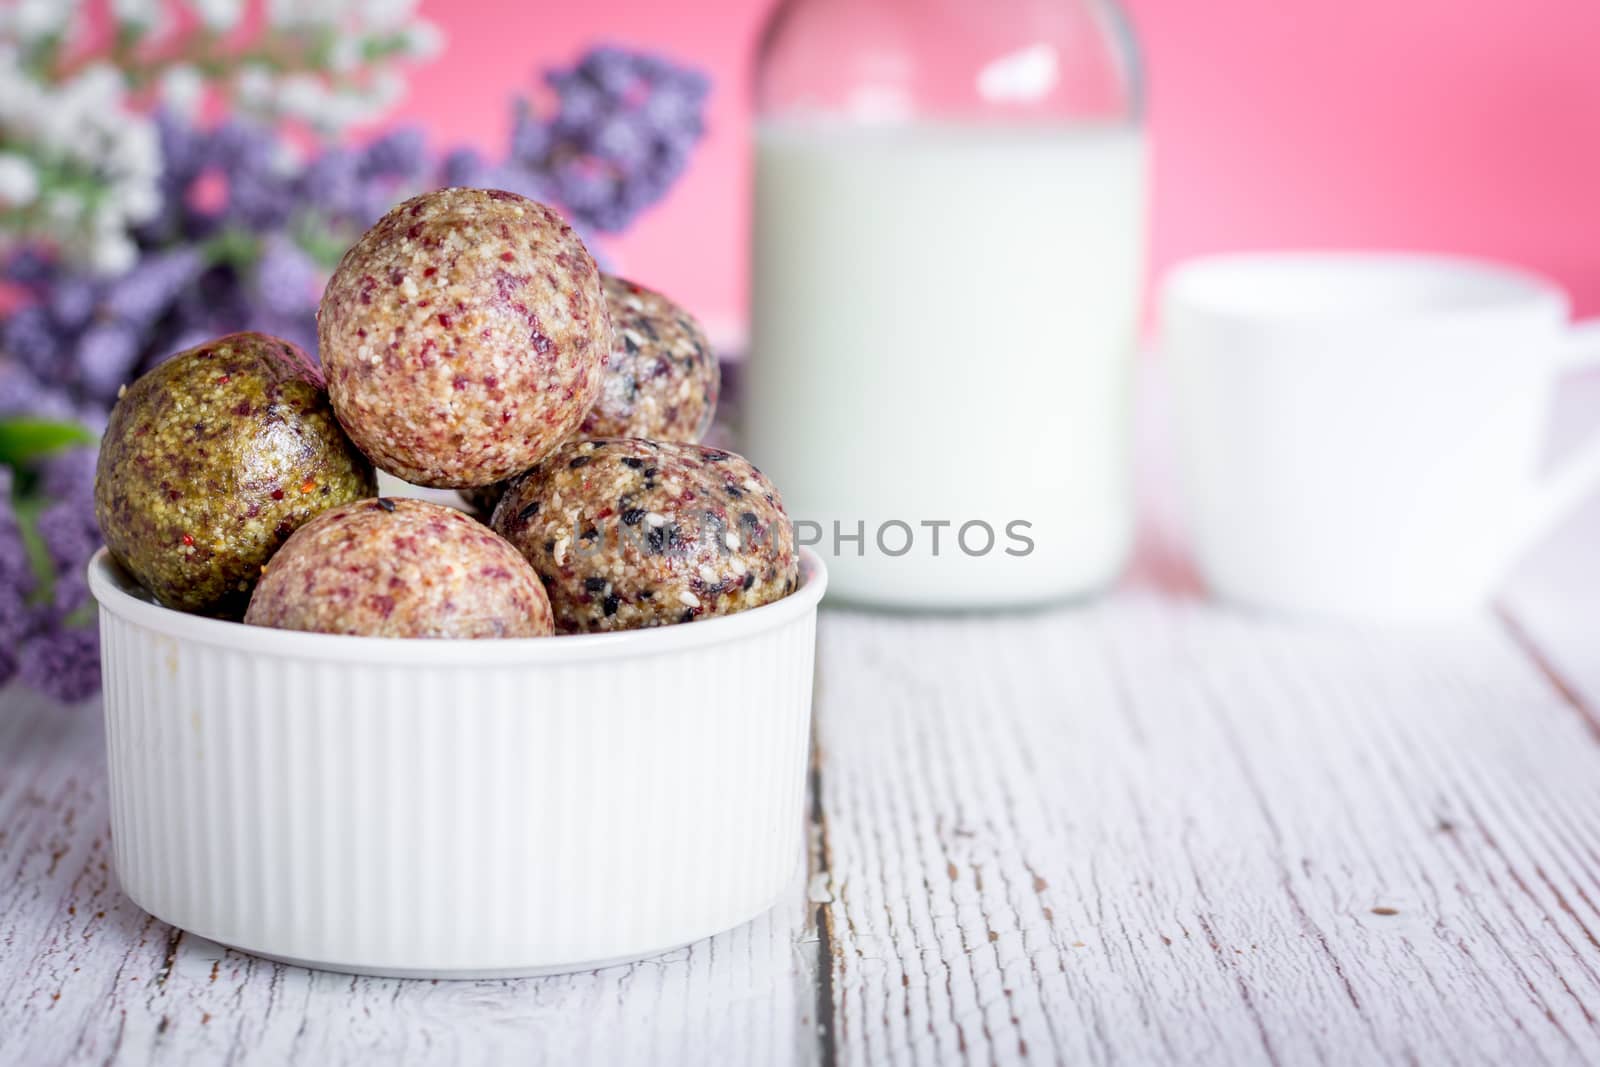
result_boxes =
[491,438,798,634]
[94,331,376,617]
[319,187,610,489]
[458,276,721,520]
[245,497,554,639]
[580,275,719,443]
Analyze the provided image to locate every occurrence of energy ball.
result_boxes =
[319,187,609,489]
[245,497,553,639]
[461,279,719,519]
[491,439,798,634]
[94,332,375,617]
[579,275,719,443]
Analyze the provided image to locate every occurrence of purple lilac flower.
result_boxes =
[526,47,710,233]
[549,160,621,228]
[75,322,143,401]
[39,446,97,502]
[12,445,103,700]
[208,120,296,230]
[595,113,654,170]
[48,276,101,331]
[440,146,491,188]
[104,247,205,329]
[252,309,318,359]
[37,496,100,579]
[34,446,100,619]
[480,163,553,208]
[360,127,428,181]
[51,566,91,619]
[175,268,254,345]
[0,470,32,593]
[641,74,709,132]
[153,109,208,189]
[73,404,110,437]
[2,247,55,285]
[510,101,553,161]
[19,627,101,705]
[0,361,75,419]
[579,46,642,96]
[545,71,608,133]
[2,305,60,384]
[163,324,220,360]
[141,111,211,244]
[0,471,32,689]
[254,234,320,318]
[299,145,366,220]
[347,128,432,223]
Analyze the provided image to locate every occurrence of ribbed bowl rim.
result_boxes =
[89,546,827,666]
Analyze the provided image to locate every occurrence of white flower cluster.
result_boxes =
[0,0,443,266]
[110,0,169,34]
[249,0,444,134]
[0,59,161,274]
[191,0,245,31]
[0,0,75,47]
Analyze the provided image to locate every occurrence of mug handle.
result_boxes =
[1516,319,1600,552]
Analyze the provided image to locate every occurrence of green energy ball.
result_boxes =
[94,332,376,617]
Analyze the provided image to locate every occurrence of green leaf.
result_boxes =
[11,494,55,600]
[291,212,355,269]
[0,419,95,468]
[203,227,263,271]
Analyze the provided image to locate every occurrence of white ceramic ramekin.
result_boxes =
[88,547,825,978]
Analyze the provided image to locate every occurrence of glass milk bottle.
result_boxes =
[745,0,1146,608]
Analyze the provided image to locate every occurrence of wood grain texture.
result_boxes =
[5,590,1599,1065]
[0,687,824,1067]
[809,603,1600,1066]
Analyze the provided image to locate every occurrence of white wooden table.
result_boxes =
[4,365,1599,1065]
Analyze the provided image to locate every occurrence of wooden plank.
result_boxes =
[810,602,1600,1066]
[0,687,824,1067]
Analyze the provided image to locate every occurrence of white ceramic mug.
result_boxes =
[1162,252,1600,622]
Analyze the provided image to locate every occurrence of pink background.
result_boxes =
[400,0,1600,338]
